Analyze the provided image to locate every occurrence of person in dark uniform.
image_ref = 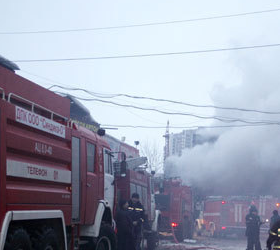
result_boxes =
[128,193,145,250]
[115,199,136,250]
[245,205,262,250]
[270,210,280,229]
[267,219,280,250]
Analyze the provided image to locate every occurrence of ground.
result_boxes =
[156,234,268,250]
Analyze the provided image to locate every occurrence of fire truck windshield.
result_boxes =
[155,194,170,211]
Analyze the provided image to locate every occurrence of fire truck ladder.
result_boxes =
[7,92,69,126]
[126,157,148,170]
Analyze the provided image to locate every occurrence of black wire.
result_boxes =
[9,43,280,63]
[100,124,280,129]
[18,71,280,118]
[57,92,280,125]
[49,85,280,115]
[1,7,280,35]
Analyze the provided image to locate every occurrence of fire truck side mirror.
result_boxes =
[97,128,106,136]
[120,160,127,177]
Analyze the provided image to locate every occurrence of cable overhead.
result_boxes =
[17,72,280,116]
[101,123,280,129]
[49,85,280,115]
[18,71,280,120]
[9,43,280,63]
[1,7,280,35]
[56,92,280,125]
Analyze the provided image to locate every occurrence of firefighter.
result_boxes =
[267,219,280,250]
[245,205,262,250]
[115,199,136,250]
[128,193,145,250]
[270,210,280,229]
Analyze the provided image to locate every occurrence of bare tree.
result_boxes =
[140,140,163,174]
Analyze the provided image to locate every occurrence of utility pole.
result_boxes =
[163,120,170,174]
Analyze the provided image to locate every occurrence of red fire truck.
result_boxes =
[155,178,193,242]
[104,135,161,250]
[0,57,116,249]
[195,196,280,237]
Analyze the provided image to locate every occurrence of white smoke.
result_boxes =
[165,50,280,195]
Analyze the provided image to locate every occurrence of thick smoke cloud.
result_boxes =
[165,51,280,196]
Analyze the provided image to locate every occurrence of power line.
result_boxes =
[101,123,280,129]
[18,71,280,118]
[19,71,280,120]
[1,7,280,35]
[8,43,280,63]
[49,85,280,115]
[57,92,280,125]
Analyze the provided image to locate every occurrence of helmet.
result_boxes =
[249,205,258,213]
[132,193,140,199]
[273,210,278,216]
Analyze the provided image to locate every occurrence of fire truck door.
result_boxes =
[221,204,229,226]
[72,137,81,223]
[234,204,243,224]
[104,149,114,211]
[85,142,98,223]
[258,198,266,217]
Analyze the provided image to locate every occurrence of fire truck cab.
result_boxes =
[0,57,116,250]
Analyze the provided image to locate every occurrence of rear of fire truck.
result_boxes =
[155,178,193,242]
[0,57,116,250]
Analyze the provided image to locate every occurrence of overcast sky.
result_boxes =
[1,0,280,152]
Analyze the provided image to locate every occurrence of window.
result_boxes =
[137,185,143,204]
[87,143,95,173]
[130,183,137,196]
[104,150,113,175]
[155,194,171,211]
[142,186,148,210]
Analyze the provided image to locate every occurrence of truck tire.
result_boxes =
[174,225,184,242]
[184,217,192,239]
[5,228,32,250]
[147,232,158,250]
[34,228,60,250]
[95,224,116,250]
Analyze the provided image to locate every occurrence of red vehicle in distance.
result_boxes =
[195,196,280,237]
[155,178,193,242]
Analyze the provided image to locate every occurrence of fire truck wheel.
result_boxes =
[95,224,116,250]
[174,225,184,242]
[5,228,32,250]
[34,228,60,250]
[147,232,158,250]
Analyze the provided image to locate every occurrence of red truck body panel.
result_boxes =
[0,100,72,229]
[116,169,152,219]
[0,64,111,242]
[155,179,193,235]
[0,66,70,118]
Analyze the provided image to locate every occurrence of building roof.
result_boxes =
[0,55,20,72]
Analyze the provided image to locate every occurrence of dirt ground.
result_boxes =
[156,234,268,250]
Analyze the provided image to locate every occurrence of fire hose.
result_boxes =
[170,224,222,250]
